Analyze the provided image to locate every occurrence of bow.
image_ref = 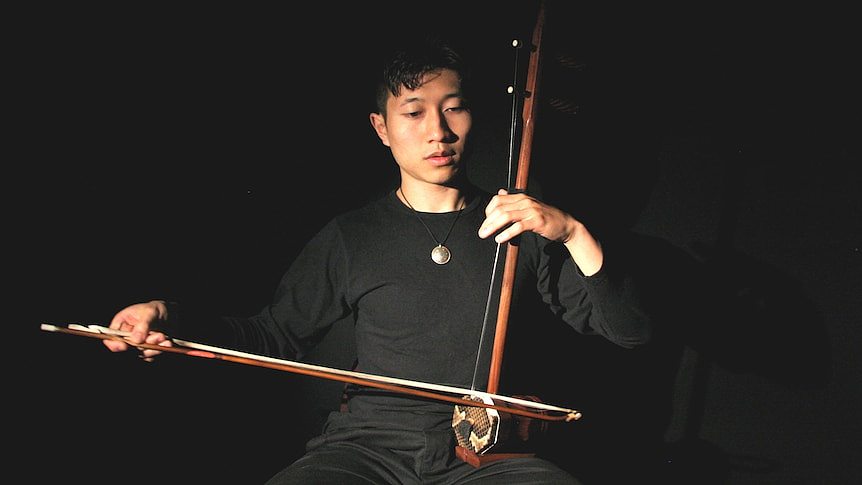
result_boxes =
[40,323,581,423]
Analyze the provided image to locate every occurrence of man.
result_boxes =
[103,35,652,484]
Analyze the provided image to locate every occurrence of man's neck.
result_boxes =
[397,185,466,213]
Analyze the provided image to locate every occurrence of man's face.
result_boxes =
[369,69,472,189]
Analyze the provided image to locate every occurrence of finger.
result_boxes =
[150,333,174,348]
[482,199,529,239]
[129,322,149,345]
[484,189,518,214]
[139,333,173,361]
[484,195,501,216]
[102,338,128,352]
[481,191,534,239]
[139,343,161,362]
[109,314,146,345]
[108,312,124,331]
[494,220,526,244]
[479,209,511,239]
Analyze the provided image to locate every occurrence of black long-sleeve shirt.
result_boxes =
[174,188,651,430]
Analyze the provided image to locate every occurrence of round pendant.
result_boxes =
[431,245,451,265]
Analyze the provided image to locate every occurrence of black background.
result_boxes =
[20,2,860,483]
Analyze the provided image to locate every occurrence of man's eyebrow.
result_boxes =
[399,92,463,107]
[399,95,423,106]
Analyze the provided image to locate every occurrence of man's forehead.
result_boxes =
[392,70,462,102]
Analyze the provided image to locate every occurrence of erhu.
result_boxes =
[450,0,579,467]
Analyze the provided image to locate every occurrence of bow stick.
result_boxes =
[41,323,581,422]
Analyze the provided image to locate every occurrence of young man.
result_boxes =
[103,36,652,484]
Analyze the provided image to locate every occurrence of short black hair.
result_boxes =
[374,35,472,115]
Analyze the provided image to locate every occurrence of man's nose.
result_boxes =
[426,110,453,142]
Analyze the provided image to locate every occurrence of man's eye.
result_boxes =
[446,106,467,113]
[404,111,422,118]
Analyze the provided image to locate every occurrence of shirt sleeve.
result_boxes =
[530,233,653,349]
[169,218,353,360]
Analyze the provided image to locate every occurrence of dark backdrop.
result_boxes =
[23,2,859,484]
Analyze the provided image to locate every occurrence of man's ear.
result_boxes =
[369,112,390,147]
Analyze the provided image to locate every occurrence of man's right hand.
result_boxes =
[104,300,173,361]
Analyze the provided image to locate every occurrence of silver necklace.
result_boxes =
[399,188,465,265]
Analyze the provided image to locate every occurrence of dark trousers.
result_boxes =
[266,413,580,484]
